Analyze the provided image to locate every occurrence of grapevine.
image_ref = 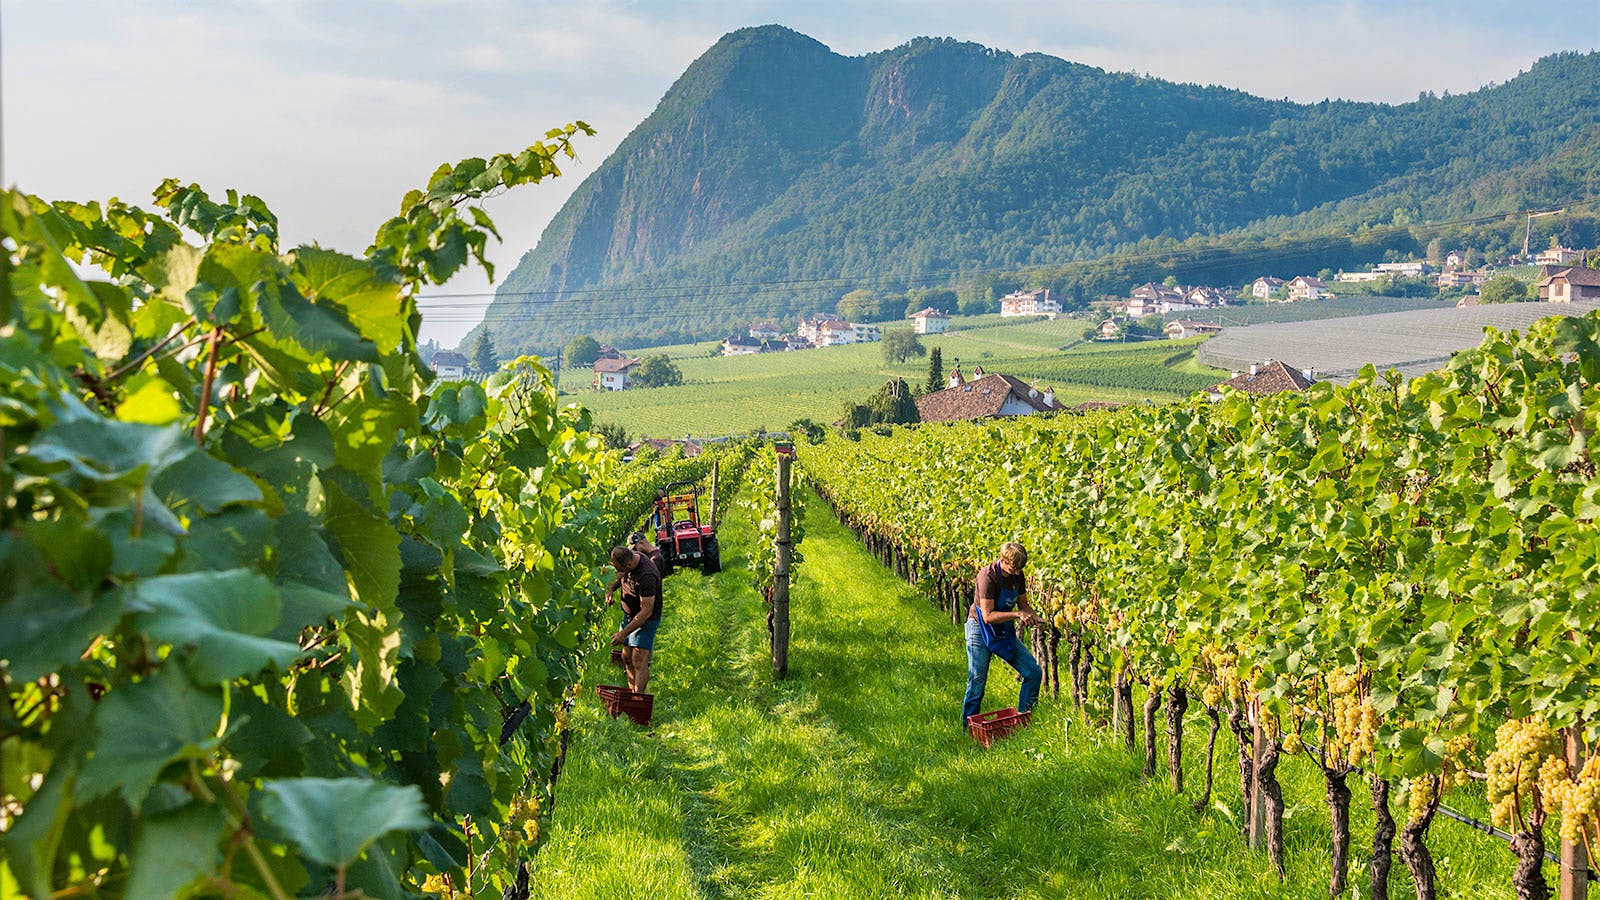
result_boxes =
[801,308,1600,898]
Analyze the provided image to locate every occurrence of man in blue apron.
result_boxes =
[963,542,1044,729]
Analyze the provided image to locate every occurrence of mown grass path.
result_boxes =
[530,487,1520,899]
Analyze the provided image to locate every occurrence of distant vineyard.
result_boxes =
[998,341,1223,396]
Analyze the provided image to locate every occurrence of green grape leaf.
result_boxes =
[292,247,405,351]
[322,475,401,611]
[29,398,192,482]
[152,450,263,514]
[78,664,224,804]
[125,801,227,899]
[226,691,314,780]
[130,570,303,684]
[257,778,430,868]
[116,378,184,425]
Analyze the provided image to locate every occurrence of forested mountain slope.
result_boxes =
[482,26,1600,351]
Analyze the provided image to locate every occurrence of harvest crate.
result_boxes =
[967,708,1031,748]
[596,685,654,726]
[610,648,625,666]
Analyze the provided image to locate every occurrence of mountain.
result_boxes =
[478,26,1600,353]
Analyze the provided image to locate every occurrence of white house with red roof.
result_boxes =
[593,356,643,390]
[1286,276,1328,301]
[999,289,1061,317]
[908,307,951,334]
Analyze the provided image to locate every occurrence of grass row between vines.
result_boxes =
[529,483,1531,898]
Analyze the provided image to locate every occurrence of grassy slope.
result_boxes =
[554,316,1211,437]
[531,485,1530,899]
[545,299,1453,438]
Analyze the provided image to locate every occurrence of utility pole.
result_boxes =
[771,448,793,678]
[1524,208,1566,261]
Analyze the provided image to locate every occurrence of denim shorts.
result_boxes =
[625,618,660,651]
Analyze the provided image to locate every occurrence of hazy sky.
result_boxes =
[6,1,1596,344]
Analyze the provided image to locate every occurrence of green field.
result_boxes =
[553,316,1223,438]
[531,486,1534,899]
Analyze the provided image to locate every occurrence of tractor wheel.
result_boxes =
[659,555,674,578]
[703,541,721,574]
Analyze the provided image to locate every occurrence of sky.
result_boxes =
[5,0,1597,345]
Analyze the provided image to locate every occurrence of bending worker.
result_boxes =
[962,541,1044,729]
[608,544,663,693]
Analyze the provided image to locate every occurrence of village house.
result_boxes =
[1375,261,1429,277]
[796,313,848,344]
[916,372,1057,423]
[1250,276,1286,300]
[816,319,858,347]
[1126,282,1193,316]
[1436,270,1488,289]
[430,351,470,380]
[1445,250,1468,269]
[721,334,763,356]
[1536,247,1584,266]
[1538,264,1600,303]
[1285,276,1328,301]
[1186,287,1231,307]
[1164,320,1224,340]
[999,288,1062,317]
[1097,318,1123,340]
[1207,360,1314,399]
[908,307,951,334]
[851,323,882,343]
[593,356,643,391]
[1334,270,1386,283]
[749,321,783,340]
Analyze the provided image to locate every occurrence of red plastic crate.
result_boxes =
[967,708,1031,748]
[595,685,654,726]
[610,648,625,666]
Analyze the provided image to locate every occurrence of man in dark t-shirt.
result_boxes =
[609,545,663,692]
[962,541,1044,728]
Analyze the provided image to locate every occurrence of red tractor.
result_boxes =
[651,481,720,575]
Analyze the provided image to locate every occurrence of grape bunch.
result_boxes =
[1197,645,1239,708]
[1484,718,1560,830]
[1405,775,1440,824]
[1402,735,1477,824]
[1543,754,1600,848]
[501,794,542,847]
[1326,669,1375,766]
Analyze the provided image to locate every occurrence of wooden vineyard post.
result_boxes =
[1248,699,1266,852]
[772,448,792,678]
[709,457,720,525]
[1562,725,1589,900]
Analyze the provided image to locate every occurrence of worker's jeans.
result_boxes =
[962,616,1042,727]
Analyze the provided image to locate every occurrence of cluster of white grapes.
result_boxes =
[1326,669,1376,767]
[1198,645,1240,709]
[1542,752,1600,848]
[1484,718,1560,831]
[1403,735,1476,824]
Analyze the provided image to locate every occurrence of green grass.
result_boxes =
[531,486,1532,899]
[552,315,1219,437]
